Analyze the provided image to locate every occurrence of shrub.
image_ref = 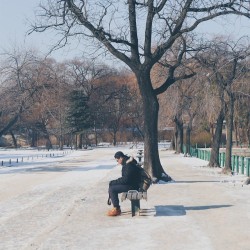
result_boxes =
[191,131,212,148]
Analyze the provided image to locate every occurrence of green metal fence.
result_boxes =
[184,145,250,177]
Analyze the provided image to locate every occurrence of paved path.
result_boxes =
[0,148,249,250]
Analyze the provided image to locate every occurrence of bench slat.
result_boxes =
[121,191,147,201]
[121,190,148,217]
[131,192,138,200]
[137,192,143,199]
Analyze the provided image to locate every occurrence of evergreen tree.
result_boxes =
[66,90,92,133]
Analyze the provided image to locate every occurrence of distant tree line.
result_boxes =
[0,51,144,149]
[25,0,250,180]
[0,36,250,174]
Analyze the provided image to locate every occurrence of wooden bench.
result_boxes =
[121,190,147,217]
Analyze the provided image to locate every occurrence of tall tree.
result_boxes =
[198,38,250,172]
[0,49,44,138]
[66,90,92,148]
[89,73,134,146]
[31,0,250,181]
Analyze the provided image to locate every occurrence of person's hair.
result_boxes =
[114,151,125,159]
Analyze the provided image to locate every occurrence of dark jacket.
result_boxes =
[109,156,141,189]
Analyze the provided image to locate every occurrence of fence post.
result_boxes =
[208,151,211,161]
[205,150,208,160]
[231,155,235,172]
[235,155,239,174]
[195,148,198,157]
[201,150,204,160]
[199,149,201,159]
[245,158,250,177]
[240,156,245,174]
[222,153,226,167]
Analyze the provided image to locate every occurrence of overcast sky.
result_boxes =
[0,0,82,61]
[0,1,250,63]
[0,0,41,53]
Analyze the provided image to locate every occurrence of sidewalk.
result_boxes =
[0,148,249,250]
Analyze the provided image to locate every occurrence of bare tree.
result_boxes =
[198,38,250,172]
[31,0,250,181]
[0,49,44,139]
[65,59,111,147]
[233,68,250,147]
[173,94,184,154]
[89,73,134,145]
[182,78,202,156]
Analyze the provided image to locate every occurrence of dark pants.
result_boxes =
[109,184,133,208]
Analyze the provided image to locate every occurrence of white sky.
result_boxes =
[0,0,82,61]
[0,1,250,63]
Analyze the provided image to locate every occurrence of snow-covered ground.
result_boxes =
[0,145,249,250]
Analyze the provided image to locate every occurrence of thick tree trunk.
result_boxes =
[75,134,78,149]
[78,134,83,149]
[209,109,224,168]
[94,123,98,146]
[46,140,52,151]
[185,126,191,156]
[113,131,117,146]
[174,114,183,154]
[9,130,18,148]
[70,132,74,149]
[223,95,234,174]
[174,128,178,151]
[142,92,162,178]
[30,130,37,147]
[246,115,250,147]
[137,73,171,182]
[170,133,175,150]
[59,133,63,150]
[210,122,214,138]
[0,106,23,137]
[0,115,19,137]
[234,121,239,146]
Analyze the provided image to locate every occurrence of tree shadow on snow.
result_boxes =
[154,204,232,216]
[0,164,114,174]
[26,164,114,173]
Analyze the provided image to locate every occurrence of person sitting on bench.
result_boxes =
[107,151,141,216]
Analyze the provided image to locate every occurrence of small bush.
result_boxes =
[191,131,212,148]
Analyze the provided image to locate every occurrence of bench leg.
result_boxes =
[131,200,140,217]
